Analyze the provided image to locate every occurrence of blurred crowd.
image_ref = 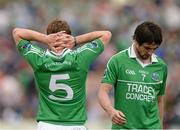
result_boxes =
[0,0,180,129]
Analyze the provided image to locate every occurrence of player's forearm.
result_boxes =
[99,98,114,115]
[13,28,48,46]
[75,31,111,46]
[98,85,114,115]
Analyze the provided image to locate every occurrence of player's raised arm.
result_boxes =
[12,28,49,46]
[12,28,69,52]
[55,31,112,49]
[75,31,111,47]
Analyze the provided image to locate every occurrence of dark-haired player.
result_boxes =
[99,21,168,129]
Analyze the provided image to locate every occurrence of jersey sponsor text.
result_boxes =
[126,83,155,102]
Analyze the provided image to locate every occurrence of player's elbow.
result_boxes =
[105,31,112,41]
[12,28,21,38]
[100,31,112,47]
[12,28,22,46]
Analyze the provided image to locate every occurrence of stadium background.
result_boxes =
[0,0,180,129]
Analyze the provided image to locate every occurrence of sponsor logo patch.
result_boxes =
[22,43,31,51]
[90,41,98,48]
[152,73,159,81]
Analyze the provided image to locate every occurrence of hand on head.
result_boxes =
[47,31,75,53]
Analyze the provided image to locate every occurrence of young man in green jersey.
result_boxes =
[98,21,168,129]
[12,19,111,130]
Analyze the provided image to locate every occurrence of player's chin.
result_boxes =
[142,55,150,60]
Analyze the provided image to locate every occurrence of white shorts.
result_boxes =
[37,121,87,130]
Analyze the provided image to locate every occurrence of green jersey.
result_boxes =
[102,45,168,129]
[17,39,104,125]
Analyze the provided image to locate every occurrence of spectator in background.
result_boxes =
[12,19,111,130]
[0,67,23,121]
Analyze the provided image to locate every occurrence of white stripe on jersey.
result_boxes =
[31,46,41,52]
[23,45,44,57]
[24,50,44,57]
[118,79,163,84]
[78,48,97,53]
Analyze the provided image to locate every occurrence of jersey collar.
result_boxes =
[128,43,158,67]
[46,48,72,59]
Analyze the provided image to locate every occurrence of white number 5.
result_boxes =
[48,74,73,101]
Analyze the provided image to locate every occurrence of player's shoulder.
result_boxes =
[110,49,128,61]
[18,39,45,56]
[155,55,167,66]
[154,55,168,71]
[75,39,104,53]
[107,49,128,66]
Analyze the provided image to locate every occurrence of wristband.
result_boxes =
[74,37,77,47]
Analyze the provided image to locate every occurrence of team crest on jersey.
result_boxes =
[90,41,98,48]
[152,73,159,81]
[22,43,31,51]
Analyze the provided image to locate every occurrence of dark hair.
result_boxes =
[133,21,162,45]
[46,19,71,35]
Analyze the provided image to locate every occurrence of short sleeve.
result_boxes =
[158,65,168,95]
[76,39,104,70]
[17,39,45,70]
[101,56,117,85]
